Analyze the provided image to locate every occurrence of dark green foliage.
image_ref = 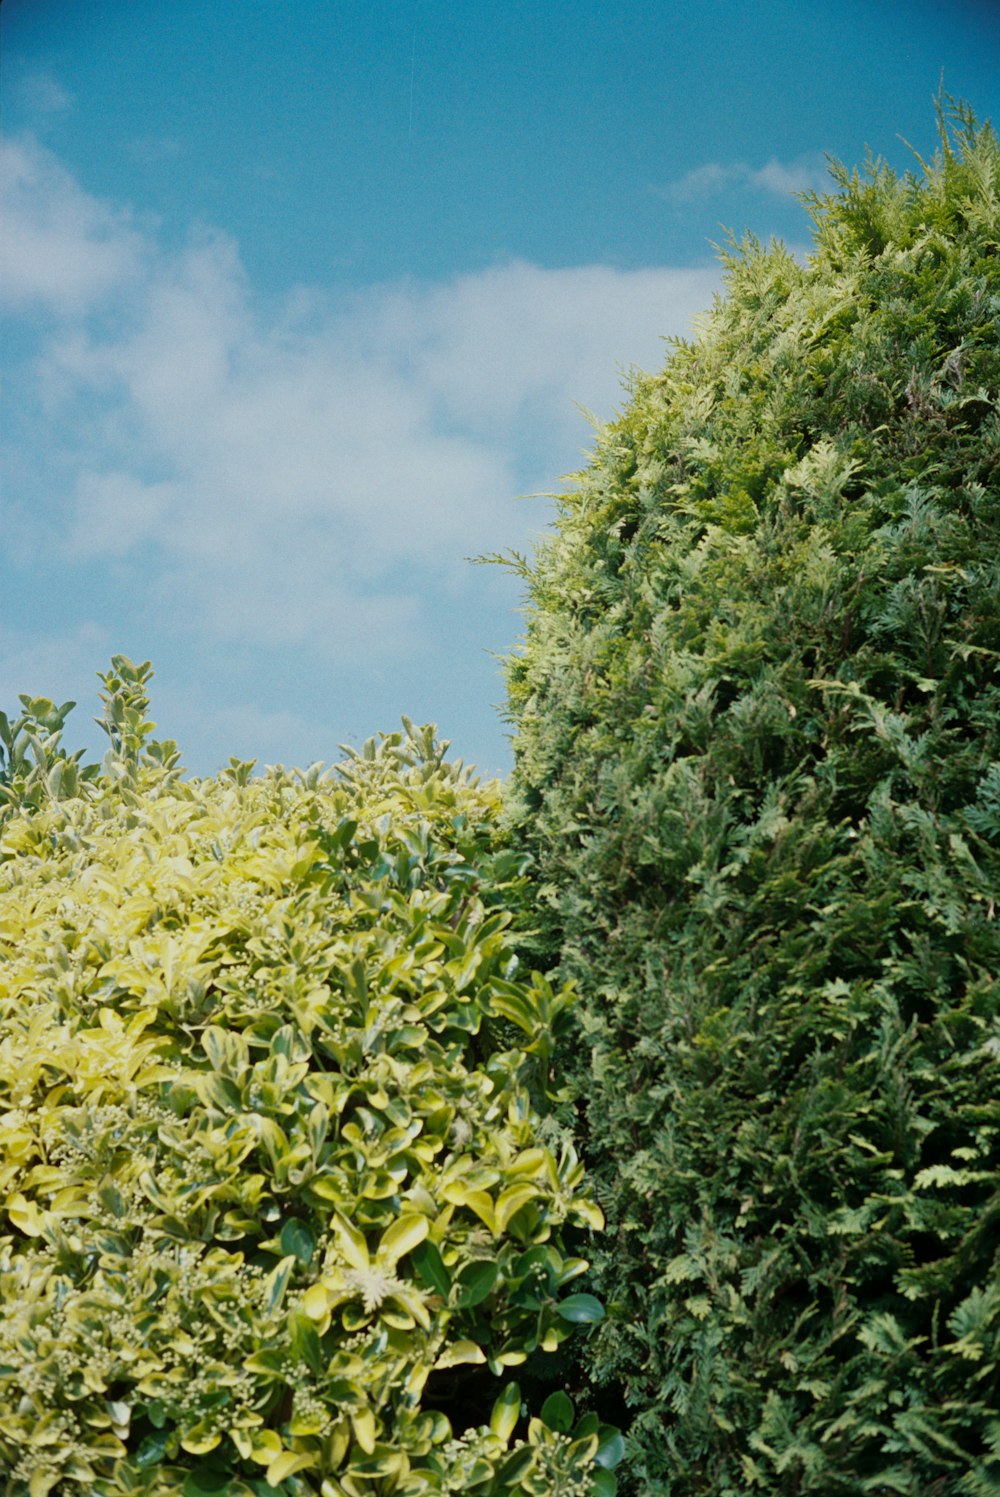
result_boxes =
[503,102,1000,1494]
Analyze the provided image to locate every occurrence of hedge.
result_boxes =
[503,101,1000,1494]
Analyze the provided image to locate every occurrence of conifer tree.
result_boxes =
[504,101,1000,1495]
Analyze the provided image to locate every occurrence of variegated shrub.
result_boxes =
[0,661,621,1497]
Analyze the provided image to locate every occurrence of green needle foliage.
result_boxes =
[0,662,621,1497]
[502,101,1000,1494]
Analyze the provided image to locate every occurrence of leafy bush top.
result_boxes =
[0,665,620,1497]
[503,102,1000,1494]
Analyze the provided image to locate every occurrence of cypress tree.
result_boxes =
[504,101,1000,1494]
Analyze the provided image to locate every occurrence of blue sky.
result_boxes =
[2,0,998,778]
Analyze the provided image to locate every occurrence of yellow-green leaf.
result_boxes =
[434,1340,487,1370]
[494,1184,538,1233]
[248,1429,283,1465]
[300,1282,330,1321]
[490,1382,522,1443]
[331,1209,370,1271]
[267,1450,317,1485]
[180,1430,222,1454]
[352,1406,377,1454]
[570,1198,605,1230]
[377,1212,429,1266]
[7,1193,46,1236]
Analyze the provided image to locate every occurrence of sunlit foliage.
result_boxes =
[0,661,621,1496]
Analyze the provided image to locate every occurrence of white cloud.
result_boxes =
[0,135,145,313]
[657,153,828,204]
[4,131,721,675]
[371,260,719,438]
[71,471,179,557]
[749,157,828,196]
[658,162,739,203]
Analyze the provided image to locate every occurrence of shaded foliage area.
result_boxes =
[0,662,621,1496]
[503,102,1000,1494]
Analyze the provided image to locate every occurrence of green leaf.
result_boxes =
[289,1311,324,1375]
[540,1390,575,1432]
[135,1429,172,1467]
[263,1255,296,1312]
[183,1473,231,1497]
[412,1239,451,1298]
[454,1259,498,1308]
[555,1293,605,1324]
[279,1217,316,1266]
[494,1447,535,1485]
[595,1427,626,1469]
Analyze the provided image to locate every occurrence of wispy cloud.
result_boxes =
[14,72,74,116]
[0,135,145,312]
[656,153,828,204]
[1,131,721,766]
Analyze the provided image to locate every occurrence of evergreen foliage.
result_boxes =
[502,102,1000,1494]
[0,663,621,1496]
